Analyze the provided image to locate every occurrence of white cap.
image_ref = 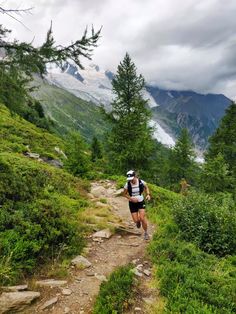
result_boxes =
[126,170,135,181]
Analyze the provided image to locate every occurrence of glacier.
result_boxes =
[46,63,175,147]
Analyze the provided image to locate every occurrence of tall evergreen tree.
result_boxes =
[169,128,198,185]
[65,132,90,177]
[206,102,236,177]
[91,136,103,162]
[105,53,153,173]
[200,153,231,193]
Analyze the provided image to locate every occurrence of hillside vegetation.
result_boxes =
[148,185,236,313]
[33,77,110,141]
[0,104,90,284]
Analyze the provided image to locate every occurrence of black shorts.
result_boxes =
[129,201,146,213]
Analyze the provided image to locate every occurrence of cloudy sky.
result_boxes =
[2,0,236,98]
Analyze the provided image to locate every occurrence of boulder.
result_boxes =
[0,291,40,313]
[71,255,91,269]
[92,229,112,239]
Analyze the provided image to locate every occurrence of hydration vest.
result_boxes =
[127,179,144,196]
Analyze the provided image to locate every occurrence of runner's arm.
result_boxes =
[144,184,151,201]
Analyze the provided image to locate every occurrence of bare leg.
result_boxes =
[131,212,139,224]
[139,209,147,232]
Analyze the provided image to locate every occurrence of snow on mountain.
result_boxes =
[46,62,175,146]
[150,120,175,147]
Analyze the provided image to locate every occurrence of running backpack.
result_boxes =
[127,179,144,196]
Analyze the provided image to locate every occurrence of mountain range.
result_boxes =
[41,62,231,150]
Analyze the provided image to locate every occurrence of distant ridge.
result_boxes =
[46,62,231,150]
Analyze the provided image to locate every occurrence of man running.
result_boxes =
[123,170,151,240]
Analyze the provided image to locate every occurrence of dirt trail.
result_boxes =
[27,180,157,314]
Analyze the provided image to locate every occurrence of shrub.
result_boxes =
[0,153,87,284]
[149,226,236,313]
[173,192,236,256]
[93,265,134,314]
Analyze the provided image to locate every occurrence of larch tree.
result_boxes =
[0,6,101,126]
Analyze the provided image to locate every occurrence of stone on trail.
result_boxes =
[90,186,107,197]
[35,279,67,287]
[131,268,143,277]
[92,229,112,239]
[94,274,108,282]
[1,284,28,292]
[71,255,91,269]
[61,288,72,296]
[113,188,124,197]
[64,307,71,313]
[136,264,143,271]
[39,296,58,310]
[0,291,40,313]
[143,269,151,276]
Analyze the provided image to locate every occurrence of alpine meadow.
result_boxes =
[0,2,236,314]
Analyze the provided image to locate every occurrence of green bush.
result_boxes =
[93,265,134,314]
[0,153,87,284]
[173,192,236,256]
[148,185,236,313]
[149,227,236,313]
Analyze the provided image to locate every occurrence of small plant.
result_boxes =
[93,265,135,314]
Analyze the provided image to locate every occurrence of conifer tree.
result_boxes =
[200,153,231,193]
[105,53,153,173]
[206,102,236,177]
[0,9,101,125]
[91,136,103,162]
[169,128,197,185]
[64,132,90,177]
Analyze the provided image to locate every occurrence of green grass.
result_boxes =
[93,265,135,314]
[148,185,236,313]
[0,103,65,159]
[0,104,92,284]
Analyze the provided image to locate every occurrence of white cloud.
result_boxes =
[2,0,236,98]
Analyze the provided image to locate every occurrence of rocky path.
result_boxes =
[24,180,158,314]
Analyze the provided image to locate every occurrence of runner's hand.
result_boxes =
[146,194,151,201]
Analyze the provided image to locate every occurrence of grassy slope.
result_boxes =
[148,185,236,313]
[0,103,65,159]
[33,78,109,142]
[0,104,88,284]
[0,104,119,285]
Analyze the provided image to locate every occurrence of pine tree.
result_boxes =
[200,153,231,193]
[169,128,198,185]
[91,136,103,162]
[105,53,154,173]
[207,102,236,177]
[64,132,90,177]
